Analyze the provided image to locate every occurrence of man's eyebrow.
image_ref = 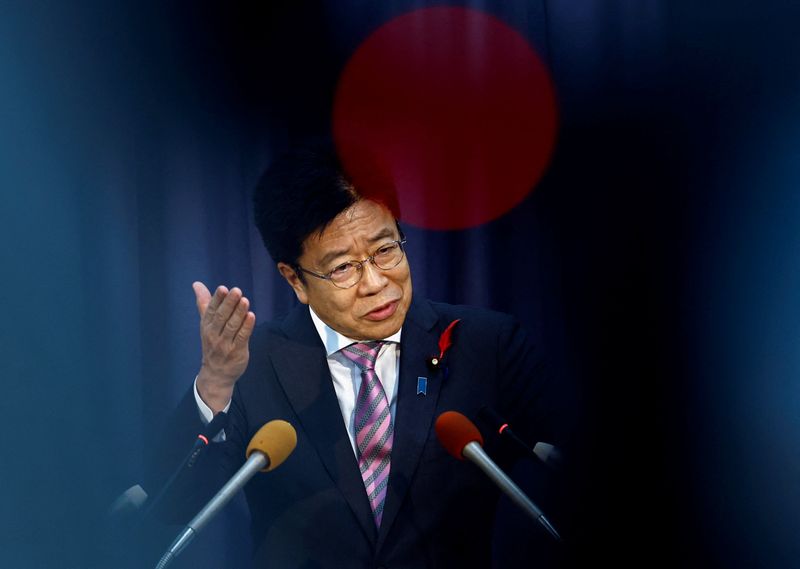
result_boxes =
[367,227,397,244]
[318,247,351,270]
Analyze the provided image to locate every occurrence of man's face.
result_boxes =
[279,200,413,340]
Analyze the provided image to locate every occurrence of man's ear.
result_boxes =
[277,262,309,304]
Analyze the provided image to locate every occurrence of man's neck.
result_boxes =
[308,306,402,356]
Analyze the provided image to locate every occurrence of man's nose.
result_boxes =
[358,261,388,293]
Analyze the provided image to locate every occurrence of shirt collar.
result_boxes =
[308,306,402,357]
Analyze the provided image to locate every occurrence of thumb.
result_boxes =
[192,281,212,317]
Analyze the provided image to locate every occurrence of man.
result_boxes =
[161,146,559,568]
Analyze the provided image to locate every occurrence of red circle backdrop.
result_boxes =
[333,7,558,231]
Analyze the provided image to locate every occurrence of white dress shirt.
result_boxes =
[194,306,402,455]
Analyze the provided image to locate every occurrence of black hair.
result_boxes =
[253,144,360,267]
[253,140,407,277]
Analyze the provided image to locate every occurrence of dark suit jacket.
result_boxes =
[162,297,554,568]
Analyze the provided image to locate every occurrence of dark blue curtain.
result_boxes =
[2,1,799,568]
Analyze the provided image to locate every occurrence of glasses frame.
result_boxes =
[296,239,408,289]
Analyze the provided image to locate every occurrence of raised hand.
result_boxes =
[193,282,256,413]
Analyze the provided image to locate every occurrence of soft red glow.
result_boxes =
[333,7,558,230]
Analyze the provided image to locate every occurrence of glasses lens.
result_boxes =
[329,262,362,289]
[372,242,405,270]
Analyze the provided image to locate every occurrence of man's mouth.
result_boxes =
[364,300,399,321]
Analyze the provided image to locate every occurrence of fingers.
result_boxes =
[200,284,254,341]
[234,311,256,348]
[212,287,242,334]
[223,294,250,338]
[193,281,212,317]
[205,285,230,320]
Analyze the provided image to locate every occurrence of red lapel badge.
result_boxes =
[427,319,461,371]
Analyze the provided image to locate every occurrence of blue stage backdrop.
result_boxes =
[1,1,800,568]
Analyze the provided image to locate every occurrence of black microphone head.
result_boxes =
[108,484,148,518]
[477,405,506,433]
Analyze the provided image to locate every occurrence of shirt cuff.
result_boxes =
[193,375,232,424]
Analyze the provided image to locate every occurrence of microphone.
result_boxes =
[108,414,230,522]
[154,419,297,569]
[477,406,562,470]
[435,411,561,541]
[187,411,231,466]
[138,412,230,520]
[108,484,148,518]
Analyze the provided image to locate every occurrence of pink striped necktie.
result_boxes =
[341,341,393,528]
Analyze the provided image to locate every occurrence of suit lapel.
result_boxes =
[376,298,441,551]
[271,305,378,545]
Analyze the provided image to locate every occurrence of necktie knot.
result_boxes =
[341,341,385,372]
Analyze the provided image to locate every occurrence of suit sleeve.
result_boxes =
[147,384,251,524]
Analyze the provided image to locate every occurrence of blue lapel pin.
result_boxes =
[416,377,428,396]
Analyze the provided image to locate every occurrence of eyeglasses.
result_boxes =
[296,239,408,289]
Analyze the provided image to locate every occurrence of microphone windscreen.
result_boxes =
[246,420,297,472]
[435,411,484,460]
